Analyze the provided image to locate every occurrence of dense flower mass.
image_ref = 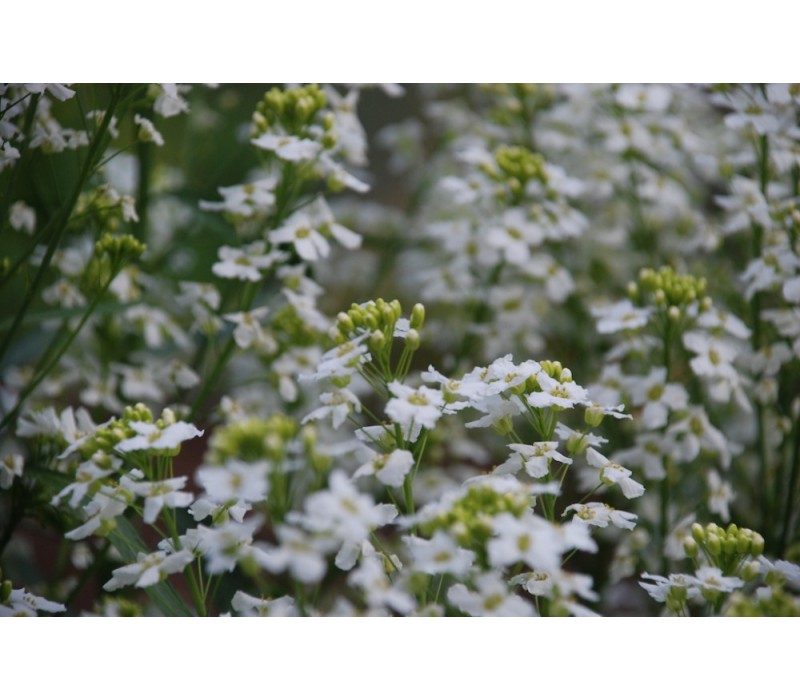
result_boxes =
[1,83,799,618]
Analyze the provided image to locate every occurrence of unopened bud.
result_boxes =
[410,303,426,330]
[741,561,761,582]
[406,329,421,351]
[584,405,605,428]
[707,533,722,556]
[750,533,765,557]
[683,537,699,558]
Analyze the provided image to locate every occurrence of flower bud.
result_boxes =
[405,329,421,351]
[707,533,722,556]
[750,533,765,557]
[410,303,426,331]
[691,522,705,543]
[683,537,699,558]
[584,404,605,428]
[741,561,761,582]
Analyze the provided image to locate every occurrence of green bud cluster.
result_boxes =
[251,84,330,139]
[630,266,709,312]
[334,299,404,341]
[483,84,555,126]
[84,232,146,293]
[689,522,764,576]
[74,185,136,234]
[420,484,530,550]
[76,403,155,460]
[209,414,298,464]
[481,145,548,203]
[726,588,800,617]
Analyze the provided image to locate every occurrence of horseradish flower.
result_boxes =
[103,548,194,591]
[253,525,331,584]
[297,471,397,546]
[269,211,330,261]
[591,299,651,334]
[585,447,644,499]
[527,372,589,410]
[403,531,475,576]
[353,448,415,488]
[212,242,283,281]
[115,421,203,453]
[385,381,445,436]
[563,502,637,530]
[302,388,362,430]
[495,442,571,479]
[128,476,194,524]
[252,133,322,162]
[448,572,535,617]
[196,460,270,505]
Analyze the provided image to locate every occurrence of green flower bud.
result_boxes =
[741,561,761,582]
[691,522,705,543]
[406,328,421,351]
[707,533,722,556]
[737,530,752,554]
[668,305,681,321]
[410,303,426,330]
[584,404,605,428]
[683,537,699,558]
[722,535,737,555]
[750,533,765,557]
[1,580,12,603]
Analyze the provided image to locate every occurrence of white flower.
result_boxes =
[196,460,270,505]
[448,572,536,617]
[385,381,445,438]
[231,591,298,617]
[495,442,571,479]
[223,306,274,350]
[211,242,284,281]
[103,548,194,591]
[128,476,194,524]
[629,367,689,429]
[302,388,362,430]
[297,471,397,547]
[115,420,204,453]
[252,133,322,162]
[190,517,263,575]
[348,552,416,615]
[403,532,475,576]
[153,83,189,118]
[353,448,415,489]
[0,452,24,489]
[706,470,733,522]
[694,566,744,594]
[487,512,566,573]
[591,299,651,334]
[563,502,637,530]
[270,211,330,261]
[527,372,589,410]
[0,588,65,617]
[253,525,331,584]
[9,201,36,234]
[199,177,277,217]
[134,114,164,146]
[640,572,700,603]
[585,447,645,499]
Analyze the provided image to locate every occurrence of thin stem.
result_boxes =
[0,86,125,367]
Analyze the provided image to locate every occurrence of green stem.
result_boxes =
[778,409,800,556]
[0,86,125,368]
[0,269,119,435]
